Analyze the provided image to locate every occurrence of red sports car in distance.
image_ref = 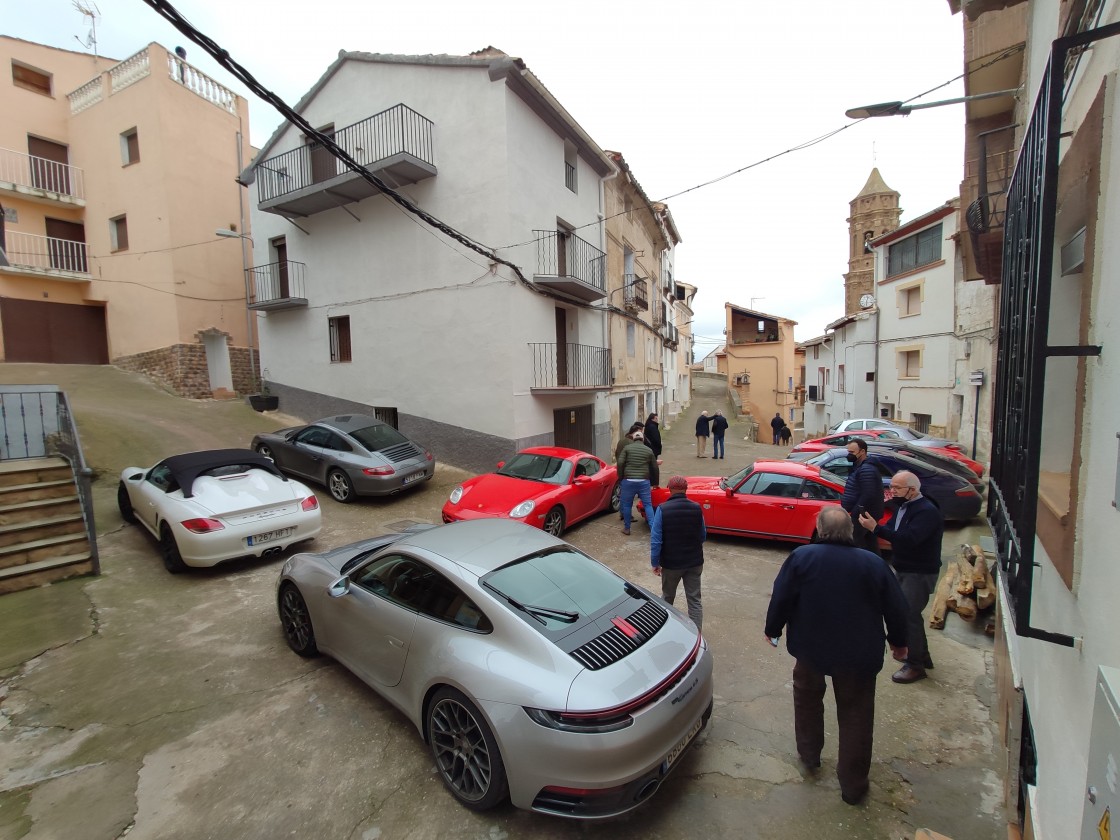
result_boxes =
[647,460,870,544]
[792,430,985,478]
[442,446,620,538]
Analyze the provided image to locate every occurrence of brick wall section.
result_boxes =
[113,343,258,398]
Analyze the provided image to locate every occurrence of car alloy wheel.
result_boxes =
[158,523,188,574]
[117,481,137,524]
[542,506,565,537]
[428,688,508,810]
[255,444,273,460]
[279,585,318,657]
[327,469,355,503]
[606,482,622,513]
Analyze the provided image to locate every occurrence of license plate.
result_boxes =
[402,472,424,485]
[248,527,294,546]
[663,714,705,772]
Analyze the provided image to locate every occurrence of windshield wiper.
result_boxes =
[482,582,578,625]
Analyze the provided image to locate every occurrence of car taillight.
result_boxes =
[180,518,225,533]
[362,466,395,476]
[425,450,434,462]
[301,496,319,511]
[524,706,634,734]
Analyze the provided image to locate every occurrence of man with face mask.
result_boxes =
[839,439,884,556]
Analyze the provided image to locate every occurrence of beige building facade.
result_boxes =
[0,37,253,396]
[722,302,798,427]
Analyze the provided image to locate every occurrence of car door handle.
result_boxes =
[780,504,796,510]
[387,636,404,648]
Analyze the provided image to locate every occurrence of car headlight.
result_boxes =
[510,500,535,518]
[449,486,464,504]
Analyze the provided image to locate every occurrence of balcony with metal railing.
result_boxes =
[529,343,611,392]
[963,125,1017,283]
[247,261,308,311]
[532,230,606,303]
[623,274,649,311]
[0,232,90,281]
[0,148,85,206]
[254,104,436,217]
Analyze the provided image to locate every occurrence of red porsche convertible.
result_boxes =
[441,446,620,537]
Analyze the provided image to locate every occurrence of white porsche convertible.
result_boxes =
[117,449,322,573]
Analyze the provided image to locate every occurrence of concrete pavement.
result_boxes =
[0,364,1003,839]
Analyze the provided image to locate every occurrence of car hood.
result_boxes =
[178,472,304,514]
[452,474,556,512]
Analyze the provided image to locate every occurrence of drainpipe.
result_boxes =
[872,306,880,417]
[236,123,256,386]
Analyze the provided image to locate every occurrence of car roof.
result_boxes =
[394,519,567,577]
[816,447,958,479]
[157,448,285,498]
[316,414,386,433]
[752,459,829,478]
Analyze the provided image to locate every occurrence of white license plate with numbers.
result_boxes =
[248,527,294,546]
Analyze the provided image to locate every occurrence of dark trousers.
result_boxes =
[896,571,939,668]
[660,564,703,630]
[792,659,877,800]
[712,433,725,459]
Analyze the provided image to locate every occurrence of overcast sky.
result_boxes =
[5,0,968,354]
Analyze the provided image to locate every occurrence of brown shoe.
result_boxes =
[621,528,630,536]
[891,665,927,684]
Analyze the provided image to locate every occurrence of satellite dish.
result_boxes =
[859,294,876,309]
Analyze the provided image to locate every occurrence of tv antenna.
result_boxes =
[73,1,101,61]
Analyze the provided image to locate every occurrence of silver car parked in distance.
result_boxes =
[276,519,714,818]
[251,414,434,503]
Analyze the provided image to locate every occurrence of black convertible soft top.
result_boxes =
[158,449,287,498]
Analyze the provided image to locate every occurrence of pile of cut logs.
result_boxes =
[929,543,996,634]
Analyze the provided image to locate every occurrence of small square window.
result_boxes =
[900,285,922,316]
[12,61,52,96]
[329,316,352,363]
[899,349,921,378]
[121,129,140,165]
[110,215,129,252]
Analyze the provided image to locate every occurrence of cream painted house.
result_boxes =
[943,2,1120,838]
[722,303,797,426]
[0,37,253,396]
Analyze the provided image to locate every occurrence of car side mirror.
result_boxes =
[496,461,505,469]
[574,475,589,484]
[725,488,735,498]
[328,576,351,598]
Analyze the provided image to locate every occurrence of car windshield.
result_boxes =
[349,423,410,452]
[719,464,754,491]
[483,547,625,631]
[496,453,573,485]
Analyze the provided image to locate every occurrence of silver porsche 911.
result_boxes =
[276,519,713,818]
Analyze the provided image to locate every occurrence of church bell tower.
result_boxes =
[844,168,901,314]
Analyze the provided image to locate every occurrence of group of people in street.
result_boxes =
[770,412,793,445]
[613,403,947,808]
[765,437,946,806]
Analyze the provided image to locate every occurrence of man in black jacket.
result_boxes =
[765,507,909,806]
[650,476,706,629]
[770,412,785,445]
[694,411,712,457]
[858,470,944,684]
[710,410,729,459]
[840,439,884,555]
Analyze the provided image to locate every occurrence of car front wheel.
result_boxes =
[542,506,565,537]
[605,482,621,514]
[279,584,319,657]
[428,687,508,811]
[255,443,274,460]
[117,482,136,524]
[327,469,355,503]
[159,523,188,574]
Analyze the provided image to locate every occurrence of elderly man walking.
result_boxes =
[859,470,944,684]
[650,476,706,629]
[765,507,909,806]
[695,411,712,457]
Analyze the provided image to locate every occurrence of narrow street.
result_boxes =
[0,364,1002,839]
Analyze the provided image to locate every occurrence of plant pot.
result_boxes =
[248,394,279,412]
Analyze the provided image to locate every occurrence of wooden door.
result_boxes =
[553,405,593,452]
[44,218,86,273]
[308,126,335,184]
[272,237,289,298]
[27,137,70,195]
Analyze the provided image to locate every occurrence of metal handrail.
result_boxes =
[0,147,85,200]
[529,343,611,389]
[1,231,89,274]
[247,260,306,305]
[532,230,606,292]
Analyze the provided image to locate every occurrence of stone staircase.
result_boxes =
[0,457,94,594]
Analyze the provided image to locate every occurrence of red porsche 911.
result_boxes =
[441,447,620,537]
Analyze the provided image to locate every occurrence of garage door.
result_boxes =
[1,298,109,364]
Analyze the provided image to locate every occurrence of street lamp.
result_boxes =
[215,228,257,385]
[845,89,1020,119]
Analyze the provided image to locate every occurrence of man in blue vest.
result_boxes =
[650,475,707,629]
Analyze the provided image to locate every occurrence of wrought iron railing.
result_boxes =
[565,161,577,192]
[1,231,89,275]
[987,23,1117,647]
[247,260,306,305]
[623,274,649,310]
[255,104,435,203]
[529,343,611,389]
[0,387,99,572]
[532,230,606,292]
[965,127,1017,235]
[0,148,85,199]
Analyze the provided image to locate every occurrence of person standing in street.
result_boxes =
[840,439,884,556]
[764,507,909,806]
[643,412,663,459]
[695,411,712,457]
[858,471,944,684]
[616,430,656,536]
[650,475,706,629]
[710,410,729,459]
[770,412,785,445]
[615,422,645,463]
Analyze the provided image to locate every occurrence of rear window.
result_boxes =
[350,423,409,451]
[483,547,625,632]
